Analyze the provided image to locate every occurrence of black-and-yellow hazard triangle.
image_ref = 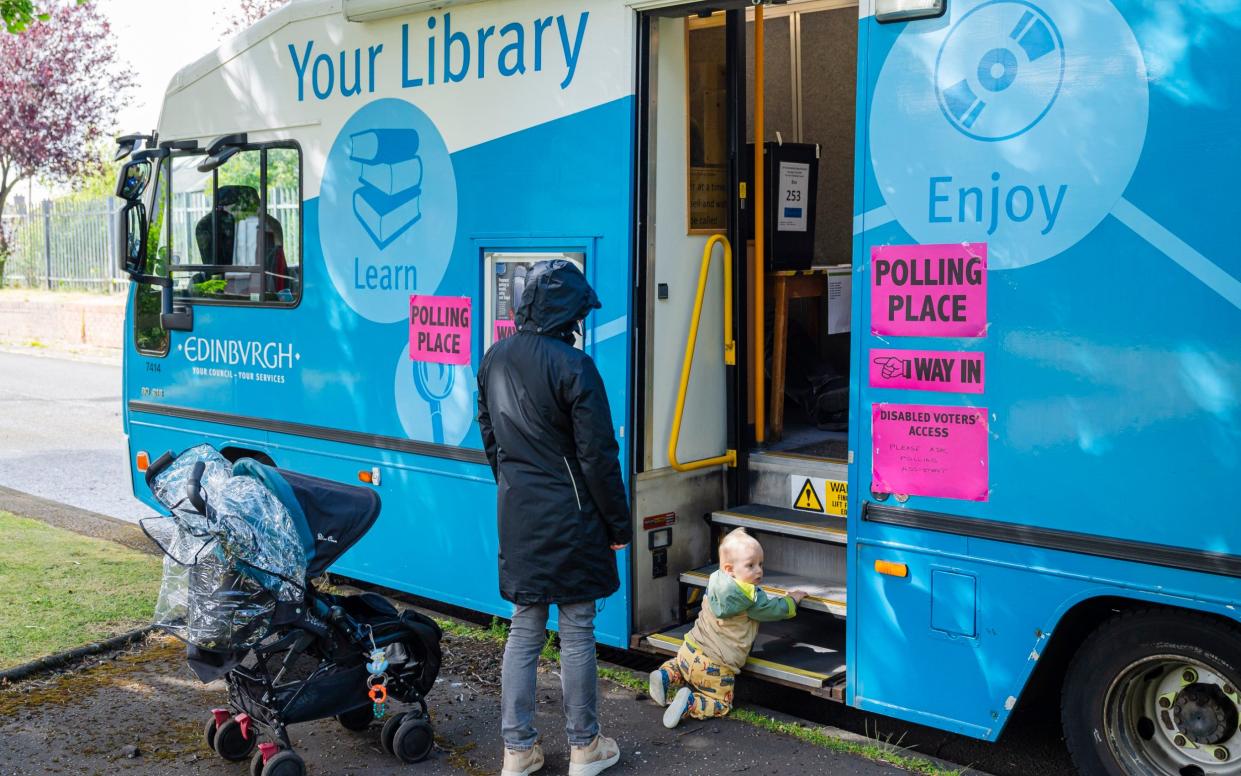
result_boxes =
[794,478,824,512]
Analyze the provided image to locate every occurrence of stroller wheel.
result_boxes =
[203,717,219,751]
[249,750,265,776]
[336,704,374,732]
[392,717,434,764]
[261,750,306,776]
[214,718,258,761]
[380,712,408,754]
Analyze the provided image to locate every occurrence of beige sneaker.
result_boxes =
[568,734,620,776]
[500,743,544,776]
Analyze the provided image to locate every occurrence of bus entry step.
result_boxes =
[710,503,846,544]
[644,618,845,689]
[680,564,847,618]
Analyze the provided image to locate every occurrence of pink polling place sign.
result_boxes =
[871,243,987,337]
[870,349,985,394]
[872,403,989,501]
[409,295,471,365]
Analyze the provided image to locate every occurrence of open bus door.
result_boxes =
[630,0,858,699]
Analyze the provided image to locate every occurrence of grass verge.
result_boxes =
[0,511,160,670]
[430,614,964,775]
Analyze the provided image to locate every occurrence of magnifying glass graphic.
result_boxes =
[413,362,456,444]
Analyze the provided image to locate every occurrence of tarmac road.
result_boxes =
[0,349,156,523]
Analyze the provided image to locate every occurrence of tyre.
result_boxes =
[392,717,434,764]
[204,717,219,752]
[380,711,408,755]
[261,750,306,776]
[1062,609,1241,776]
[336,703,374,732]
[214,718,258,762]
[250,750,265,776]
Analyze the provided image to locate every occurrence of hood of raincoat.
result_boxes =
[513,260,601,338]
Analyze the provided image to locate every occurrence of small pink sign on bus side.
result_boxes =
[871,243,987,337]
[870,348,985,394]
[409,295,471,365]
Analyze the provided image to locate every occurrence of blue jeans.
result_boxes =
[501,601,599,749]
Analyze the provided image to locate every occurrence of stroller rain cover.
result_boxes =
[142,445,312,652]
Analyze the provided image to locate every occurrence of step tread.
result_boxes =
[712,503,846,543]
[680,563,847,617]
[644,618,846,688]
[748,451,849,474]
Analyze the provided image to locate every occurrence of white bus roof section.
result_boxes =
[163,0,341,101]
[155,0,636,199]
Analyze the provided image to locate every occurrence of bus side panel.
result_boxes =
[849,0,1241,736]
[324,96,638,646]
[127,0,637,646]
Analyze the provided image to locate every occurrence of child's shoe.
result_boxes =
[662,687,692,729]
[567,734,620,776]
[500,743,544,776]
[648,668,670,706]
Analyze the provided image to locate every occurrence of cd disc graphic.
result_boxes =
[936,1,1065,141]
[869,0,1148,269]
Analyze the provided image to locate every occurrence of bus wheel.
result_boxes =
[1062,610,1241,776]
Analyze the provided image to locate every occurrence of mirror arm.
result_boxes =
[157,282,193,332]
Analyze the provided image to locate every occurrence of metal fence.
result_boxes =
[1,197,124,292]
[1,188,301,292]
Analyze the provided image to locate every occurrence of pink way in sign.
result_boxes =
[409,295,472,366]
[872,403,989,502]
[871,243,987,338]
[869,349,985,394]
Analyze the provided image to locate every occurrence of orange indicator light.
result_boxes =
[136,451,150,472]
[874,560,909,578]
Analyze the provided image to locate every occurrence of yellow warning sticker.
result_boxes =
[794,478,824,513]
[789,476,847,517]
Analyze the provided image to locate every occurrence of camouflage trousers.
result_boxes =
[657,638,737,720]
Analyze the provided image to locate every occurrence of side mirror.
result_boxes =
[119,201,148,276]
[115,159,151,202]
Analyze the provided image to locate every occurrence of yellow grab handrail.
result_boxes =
[668,234,738,472]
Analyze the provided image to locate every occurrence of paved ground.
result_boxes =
[0,349,156,524]
[0,630,908,776]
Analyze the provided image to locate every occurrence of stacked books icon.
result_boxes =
[350,128,424,248]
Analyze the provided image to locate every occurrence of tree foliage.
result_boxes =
[0,1,131,260]
[0,0,84,34]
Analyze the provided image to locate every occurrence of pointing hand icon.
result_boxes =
[873,356,906,380]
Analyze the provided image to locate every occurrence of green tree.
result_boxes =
[1,0,85,34]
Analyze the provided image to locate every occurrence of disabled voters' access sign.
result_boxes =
[409,295,471,365]
[871,243,987,337]
[872,403,989,501]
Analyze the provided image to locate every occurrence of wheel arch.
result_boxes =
[220,445,276,467]
[1013,594,1241,719]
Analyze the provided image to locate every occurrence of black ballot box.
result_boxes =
[744,142,820,271]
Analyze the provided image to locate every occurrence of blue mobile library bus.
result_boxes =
[114,1,1241,773]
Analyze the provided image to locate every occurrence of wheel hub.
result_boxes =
[1174,683,1239,746]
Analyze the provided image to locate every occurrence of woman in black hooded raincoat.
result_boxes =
[476,259,630,776]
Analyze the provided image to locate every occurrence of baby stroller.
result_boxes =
[141,445,442,776]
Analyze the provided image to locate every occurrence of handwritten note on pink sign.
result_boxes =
[872,403,989,501]
[870,349,985,394]
[409,295,471,365]
[871,243,987,337]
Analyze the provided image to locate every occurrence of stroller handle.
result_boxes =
[188,460,208,514]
